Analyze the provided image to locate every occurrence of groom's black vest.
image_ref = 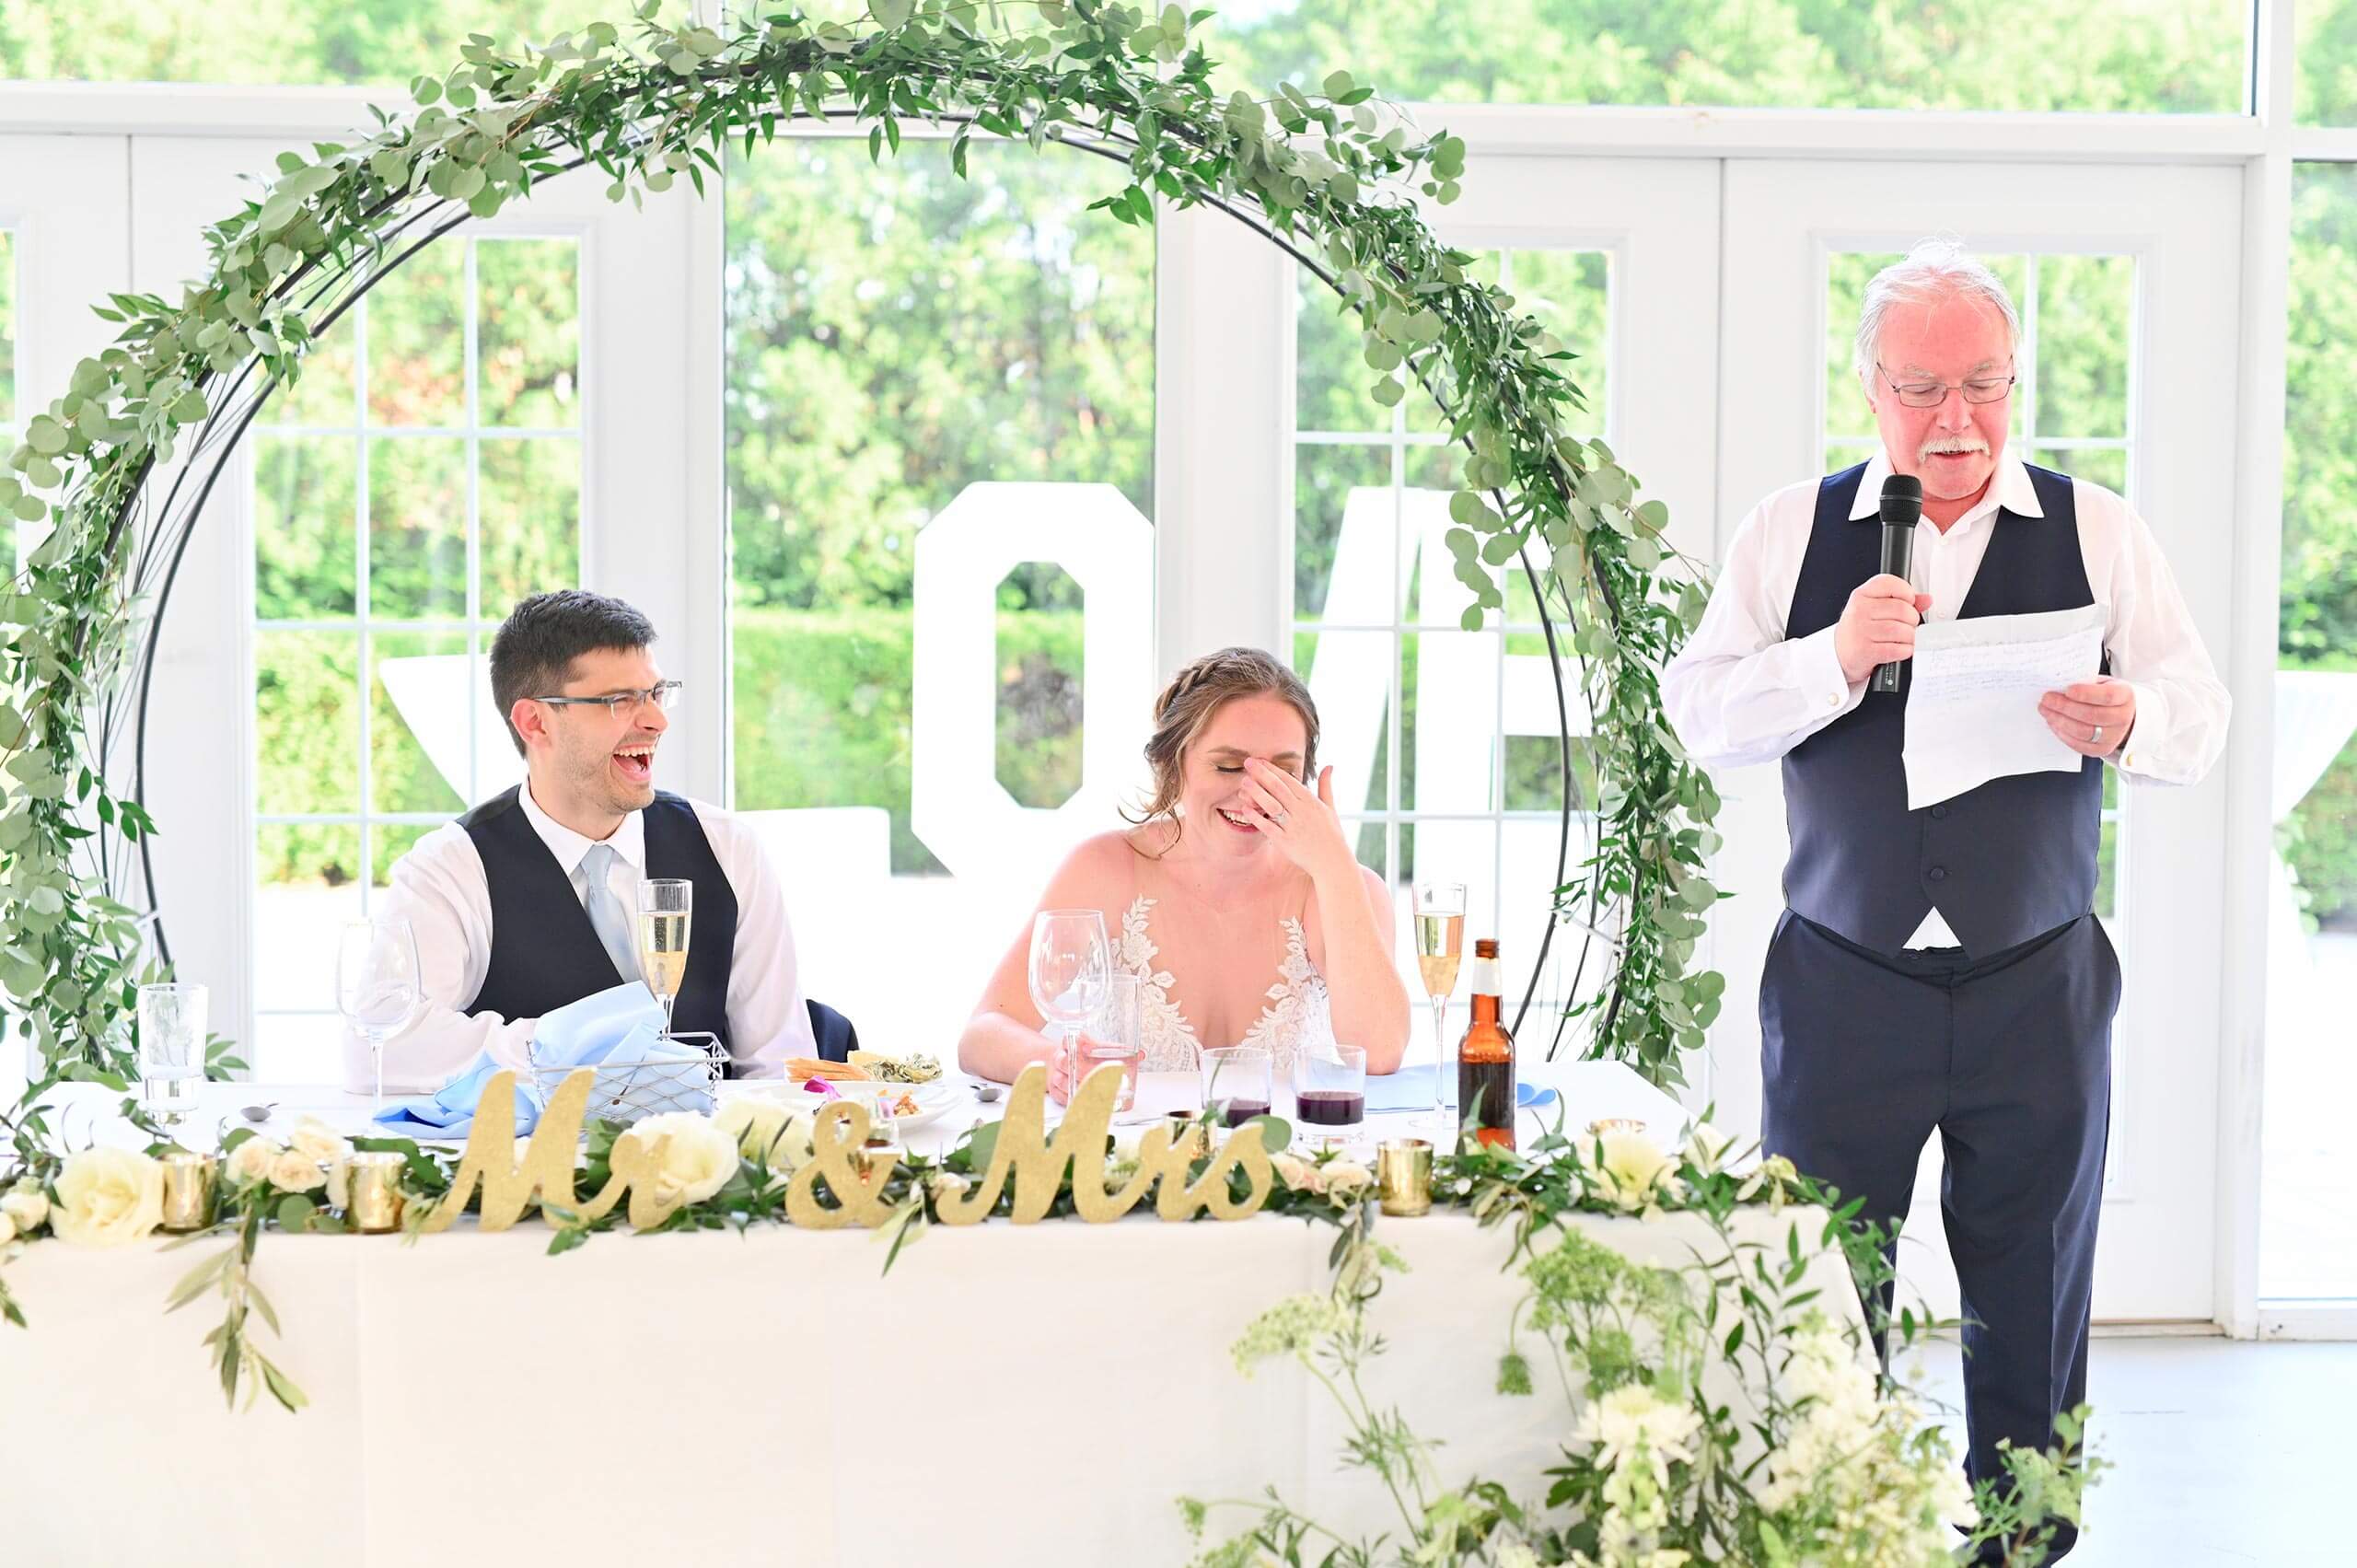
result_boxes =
[1780,462,2104,958]
[459,787,737,1053]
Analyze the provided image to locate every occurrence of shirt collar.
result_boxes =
[1847,445,2044,526]
[517,779,645,879]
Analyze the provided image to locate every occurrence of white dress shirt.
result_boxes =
[349,783,816,1091]
[1661,447,2230,947]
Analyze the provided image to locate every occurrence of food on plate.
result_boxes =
[786,1056,868,1083]
[848,1051,942,1085]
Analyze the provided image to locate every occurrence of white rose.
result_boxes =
[0,1212,15,1246]
[714,1098,790,1162]
[1323,1161,1373,1196]
[324,1159,351,1211]
[772,1111,816,1171]
[52,1146,165,1248]
[268,1149,328,1194]
[1594,1130,1678,1213]
[226,1136,278,1187]
[288,1116,354,1167]
[1270,1152,1318,1192]
[1680,1119,1736,1176]
[1,1186,50,1235]
[618,1113,737,1207]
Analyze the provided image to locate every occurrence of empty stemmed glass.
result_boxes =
[1028,908,1110,1098]
[337,917,423,1113]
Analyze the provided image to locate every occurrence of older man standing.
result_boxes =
[1663,239,2228,1559]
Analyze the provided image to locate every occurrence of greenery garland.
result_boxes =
[0,0,1724,1108]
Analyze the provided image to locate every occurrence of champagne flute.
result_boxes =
[337,918,423,1113]
[1028,909,1110,1091]
[637,879,693,1038]
[1414,882,1467,1118]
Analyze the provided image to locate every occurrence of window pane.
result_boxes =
[1296,276,1388,434]
[480,437,580,612]
[273,317,357,429]
[1214,2,2246,114]
[0,227,14,426]
[2299,0,2357,124]
[1295,443,1391,623]
[725,134,1155,906]
[2032,255,2133,440]
[0,3,620,86]
[2028,446,2128,495]
[255,632,359,814]
[254,436,358,621]
[367,247,464,429]
[367,436,468,620]
[2268,162,2357,1297]
[253,824,361,1013]
[478,238,580,429]
[1298,629,1394,814]
[370,631,470,816]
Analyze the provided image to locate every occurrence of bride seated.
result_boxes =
[958,646,1410,1096]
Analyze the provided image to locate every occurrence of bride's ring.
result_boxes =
[1271,808,1289,825]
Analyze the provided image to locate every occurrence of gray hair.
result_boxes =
[1853,238,2021,383]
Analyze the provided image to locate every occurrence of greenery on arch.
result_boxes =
[0,0,1726,1101]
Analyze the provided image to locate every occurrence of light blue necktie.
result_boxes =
[575,842,639,985]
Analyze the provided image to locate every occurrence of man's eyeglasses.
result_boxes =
[1875,363,2016,409]
[530,680,683,718]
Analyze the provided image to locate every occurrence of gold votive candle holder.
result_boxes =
[849,1139,903,1181]
[1585,1118,1646,1139]
[1162,1111,1207,1161]
[157,1151,217,1232]
[345,1152,407,1234]
[1376,1139,1434,1217]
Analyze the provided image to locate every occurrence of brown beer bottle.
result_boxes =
[1456,938,1515,1151]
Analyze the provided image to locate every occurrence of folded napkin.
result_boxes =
[374,982,708,1137]
[1364,1064,1557,1115]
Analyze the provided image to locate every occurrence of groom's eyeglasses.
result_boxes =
[530,680,683,719]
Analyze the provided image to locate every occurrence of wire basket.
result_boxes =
[528,1031,726,1127]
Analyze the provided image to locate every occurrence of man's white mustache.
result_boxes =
[1920,438,1990,458]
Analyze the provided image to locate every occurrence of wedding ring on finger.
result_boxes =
[1271,809,1289,825]
[2092,725,2104,744]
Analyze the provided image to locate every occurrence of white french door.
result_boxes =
[1711,159,2244,1322]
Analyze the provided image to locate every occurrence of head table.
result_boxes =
[0,1058,1859,1566]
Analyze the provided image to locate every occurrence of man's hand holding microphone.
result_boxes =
[1834,575,1933,687]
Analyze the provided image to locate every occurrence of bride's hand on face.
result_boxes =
[1238,759,1354,880]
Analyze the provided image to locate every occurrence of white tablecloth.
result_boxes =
[0,1061,1860,1566]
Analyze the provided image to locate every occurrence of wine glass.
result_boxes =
[636,879,694,1038]
[1414,883,1467,1118]
[1078,970,1145,1114]
[337,918,423,1113]
[1028,909,1110,1084]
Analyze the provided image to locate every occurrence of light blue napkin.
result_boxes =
[374,982,705,1136]
[1364,1064,1558,1115]
[372,1054,539,1138]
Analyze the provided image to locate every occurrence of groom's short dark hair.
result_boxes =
[490,590,658,755]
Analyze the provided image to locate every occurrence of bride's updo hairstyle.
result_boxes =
[1127,646,1321,841]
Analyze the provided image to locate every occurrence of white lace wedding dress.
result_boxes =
[1112,895,1337,1074]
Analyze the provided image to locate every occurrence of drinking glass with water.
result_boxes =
[136,981,207,1123]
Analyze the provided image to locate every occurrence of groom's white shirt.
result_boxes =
[347,782,815,1092]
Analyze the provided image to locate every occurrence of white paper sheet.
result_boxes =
[1901,603,2107,809]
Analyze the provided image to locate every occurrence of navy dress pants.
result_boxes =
[1759,909,2119,1562]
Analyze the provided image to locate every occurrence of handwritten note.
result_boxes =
[1903,603,2107,809]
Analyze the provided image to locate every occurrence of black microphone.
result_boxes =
[1870,473,1923,695]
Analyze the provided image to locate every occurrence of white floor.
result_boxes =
[1900,1335,2357,1565]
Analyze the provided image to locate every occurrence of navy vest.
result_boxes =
[1781,462,2104,958]
[460,787,737,1056]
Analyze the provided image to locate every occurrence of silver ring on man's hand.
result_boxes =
[2092,726,2104,744]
